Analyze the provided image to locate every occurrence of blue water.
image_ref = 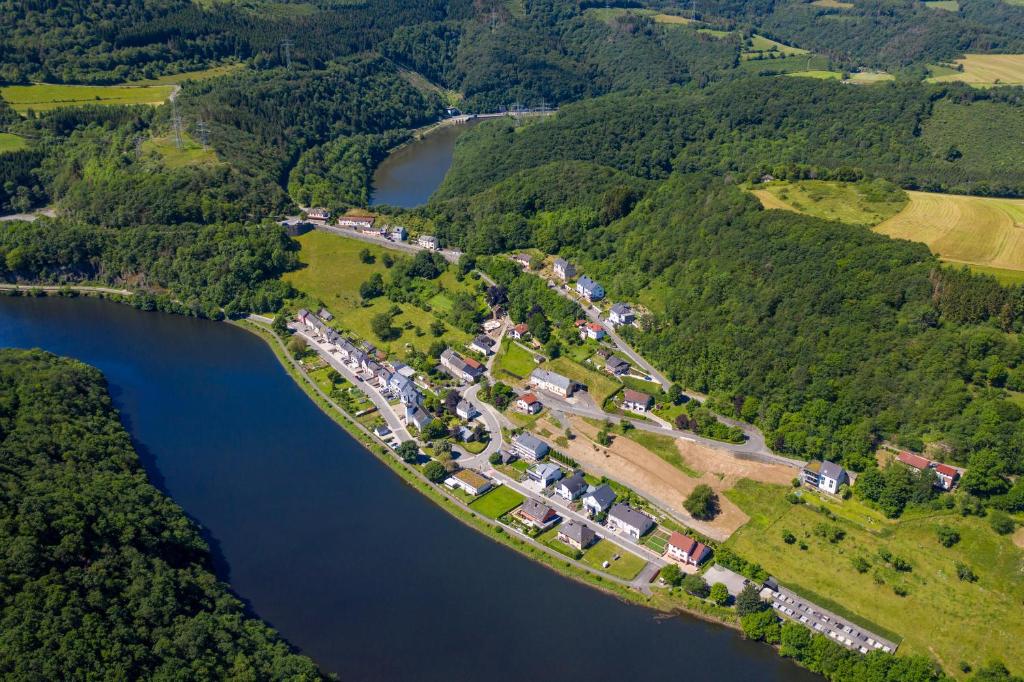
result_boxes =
[0,296,814,682]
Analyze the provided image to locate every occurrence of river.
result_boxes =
[370,122,473,208]
[0,296,815,682]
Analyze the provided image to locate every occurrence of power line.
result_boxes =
[171,99,183,150]
[281,39,293,70]
[195,119,210,150]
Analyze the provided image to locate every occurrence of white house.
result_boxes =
[666,531,711,566]
[553,257,576,281]
[557,521,596,550]
[405,405,432,432]
[417,234,439,250]
[604,355,630,376]
[508,323,530,340]
[527,462,563,487]
[554,471,587,501]
[609,303,635,326]
[583,484,616,515]
[337,215,376,230]
[607,503,653,539]
[469,335,496,356]
[576,275,605,302]
[515,393,542,415]
[445,469,492,496]
[580,322,606,341]
[512,432,549,461]
[802,460,849,495]
[622,389,653,414]
[455,399,477,420]
[306,207,330,222]
[390,226,408,241]
[440,348,484,384]
[529,368,574,398]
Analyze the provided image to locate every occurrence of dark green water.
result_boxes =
[370,123,471,208]
[0,296,815,682]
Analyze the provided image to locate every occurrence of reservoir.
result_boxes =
[370,122,472,208]
[0,296,816,682]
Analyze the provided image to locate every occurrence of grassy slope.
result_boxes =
[282,230,473,357]
[141,132,219,169]
[724,480,1024,672]
[493,337,539,381]
[0,132,28,154]
[542,356,621,404]
[928,54,1024,85]
[749,180,909,225]
[622,429,698,477]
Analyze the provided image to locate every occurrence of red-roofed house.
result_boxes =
[508,323,530,340]
[934,463,960,490]
[622,389,653,414]
[666,532,711,566]
[516,393,542,415]
[464,357,482,371]
[580,322,606,341]
[897,451,931,471]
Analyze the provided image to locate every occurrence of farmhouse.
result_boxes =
[516,498,559,530]
[609,303,635,326]
[580,322,606,341]
[935,463,960,490]
[515,393,542,414]
[553,257,576,281]
[555,471,587,501]
[557,521,596,551]
[529,368,575,398]
[440,348,484,384]
[508,323,530,340]
[895,451,961,490]
[417,234,439,250]
[527,462,563,487]
[469,335,496,356]
[337,215,376,230]
[666,532,711,567]
[446,469,492,496]
[604,355,631,376]
[621,389,653,414]
[607,503,654,539]
[583,484,616,515]
[576,275,605,302]
[512,432,550,461]
[306,207,330,222]
[802,460,849,495]
[897,451,931,472]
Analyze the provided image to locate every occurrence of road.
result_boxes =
[312,224,463,263]
[0,283,133,296]
[0,207,57,223]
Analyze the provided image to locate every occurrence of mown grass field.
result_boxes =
[283,230,473,357]
[1,83,174,114]
[542,356,621,404]
[580,538,647,580]
[742,34,808,60]
[874,191,1024,272]
[493,338,538,381]
[811,0,853,7]
[0,133,28,154]
[469,485,525,518]
[785,70,842,80]
[927,54,1024,85]
[724,480,1024,674]
[750,180,909,225]
[846,70,895,83]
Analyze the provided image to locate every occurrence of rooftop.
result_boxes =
[454,469,490,488]
[623,389,651,404]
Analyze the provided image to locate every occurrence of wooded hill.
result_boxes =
[0,349,323,680]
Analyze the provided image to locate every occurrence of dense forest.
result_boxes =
[0,349,323,679]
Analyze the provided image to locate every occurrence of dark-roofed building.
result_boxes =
[605,355,631,376]
[555,471,587,501]
[576,275,605,301]
[802,460,849,495]
[440,348,484,384]
[607,503,654,539]
[557,521,596,550]
[517,498,558,529]
[583,484,616,515]
[512,433,549,461]
[469,335,496,356]
[456,400,477,420]
[609,303,635,326]
[553,258,575,281]
[405,405,432,432]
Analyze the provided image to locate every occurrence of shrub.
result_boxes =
[988,510,1015,535]
[422,461,447,483]
[893,584,909,597]
[956,562,978,582]
[709,582,730,606]
[851,556,870,573]
[936,525,961,547]
[660,563,683,587]
[781,530,796,544]
[891,556,912,572]
[684,484,720,520]
[813,522,845,543]
[785,491,805,505]
[681,574,709,598]
[488,452,502,465]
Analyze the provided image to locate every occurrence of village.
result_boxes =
[277,212,975,656]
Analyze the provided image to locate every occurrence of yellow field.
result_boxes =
[750,180,908,225]
[652,13,693,24]
[811,0,853,6]
[927,54,1024,86]
[875,191,1024,271]
[1,83,174,114]
[923,0,959,10]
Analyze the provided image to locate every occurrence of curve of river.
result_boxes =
[0,296,815,682]
[370,122,474,208]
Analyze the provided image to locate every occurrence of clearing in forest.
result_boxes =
[875,191,1024,272]
[742,34,808,60]
[0,133,28,154]
[749,180,908,226]
[923,0,959,10]
[811,0,853,7]
[927,54,1024,85]
[141,133,219,169]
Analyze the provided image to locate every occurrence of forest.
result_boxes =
[0,349,323,679]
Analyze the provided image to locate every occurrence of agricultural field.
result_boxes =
[468,485,525,519]
[742,34,808,60]
[724,480,1024,673]
[923,0,959,10]
[811,0,853,7]
[493,338,539,382]
[0,133,28,154]
[283,230,474,357]
[846,70,895,83]
[131,63,245,86]
[579,539,647,580]
[874,191,1024,272]
[652,13,693,25]
[697,27,733,38]
[749,180,909,226]
[785,70,842,80]
[0,83,174,114]
[141,132,219,169]
[739,54,830,74]
[927,54,1024,85]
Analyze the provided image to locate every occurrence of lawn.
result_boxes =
[642,528,670,554]
[0,133,27,154]
[749,179,908,226]
[141,132,219,169]
[283,230,474,357]
[493,338,539,381]
[537,525,582,559]
[543,356,621,404]
[927,54,1024,86]
[580,539,647,580]
[724,480,1024,673]
[1,83,174,114]
[468,485,525,519]
[622,430,697,477]
[874,191,1024,272]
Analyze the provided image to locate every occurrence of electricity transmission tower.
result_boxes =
[171,100,183,150]
[281,39,293,70]
[195,119,210,150]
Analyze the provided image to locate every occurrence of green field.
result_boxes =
[283,231,474,357]
[579,539,647,580]
[724,480,1024,672]
[846,70,895,83]
[811,0,854,7]
[141,132,219,169]
[622,430,697,477]
[0,133,28,154]
[749,180,909,226]
[1,83,174,114]
[493,338,539,381]
[131,63,245,86]
[742,34,808,61]
[923,0,959,10]
[784,70,842,80]
[542,356,621,404]
[468,485,525,518]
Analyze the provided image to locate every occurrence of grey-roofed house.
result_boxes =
[802,460,849,495]
[527,461,563,487]
[318,307,334,321]
[557,521,596,550]
[455,400,477,420]
[583,484,616,515]
[440,348,484,384]
[516,498,558,529]
[512,432,550,461]
[529,368,575,398]
[553,257,575,281]
[469,335,496,356]
[555,471,587,501]
[405,405,432,432]
[607,503,654,539]
[575,275,605,302]
[608,303,634,326]
[605,355,631,376]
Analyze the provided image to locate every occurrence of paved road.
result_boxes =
[312,225,463,263]
[0,283,132,296]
